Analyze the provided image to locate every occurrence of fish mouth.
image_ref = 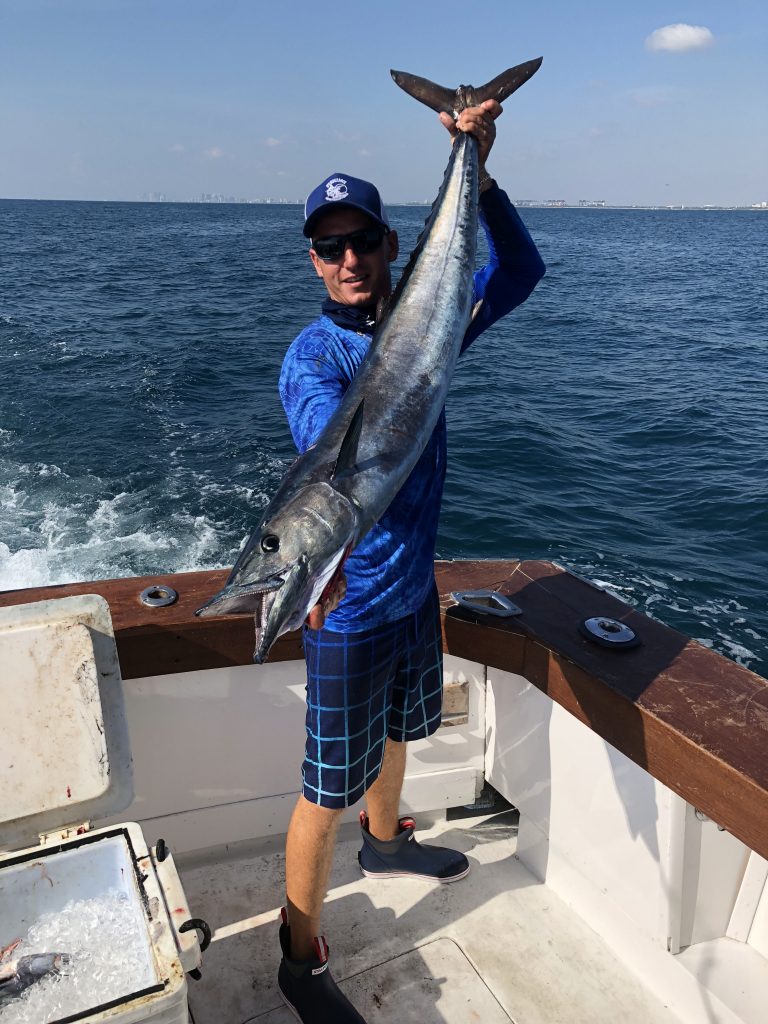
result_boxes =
[252,556,311,664]
[252,588,283,664]
[194,575,284,617]
[194,559,308,663]
[196,541,349,663]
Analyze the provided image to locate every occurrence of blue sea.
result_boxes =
[1,199,766,674]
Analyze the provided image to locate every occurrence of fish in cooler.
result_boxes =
[0,939,72,1006]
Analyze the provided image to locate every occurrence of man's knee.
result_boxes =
[290,794,345,838]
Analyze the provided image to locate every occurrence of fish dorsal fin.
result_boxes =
[332,399,364,480]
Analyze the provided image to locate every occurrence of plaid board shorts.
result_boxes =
[301,583,444,809]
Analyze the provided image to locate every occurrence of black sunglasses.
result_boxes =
[312,226,388,262]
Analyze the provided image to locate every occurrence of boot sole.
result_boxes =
[280,980,365,1023]
[359,863,471,883]
[278,988,303,1022]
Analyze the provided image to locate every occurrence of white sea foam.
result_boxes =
[0,543,54,589]
[720,639,757,664]
[0,475,245,592]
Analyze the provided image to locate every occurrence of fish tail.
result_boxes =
[390,57,542,117]
[389,70,456,115]
[471,58,543,107]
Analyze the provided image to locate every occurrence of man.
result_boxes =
[276,100,545,1023]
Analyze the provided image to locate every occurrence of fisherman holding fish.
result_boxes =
[274,73,546,1022]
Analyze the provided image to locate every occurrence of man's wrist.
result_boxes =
[478,167,495,194]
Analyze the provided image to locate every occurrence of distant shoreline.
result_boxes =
[0,196,765,212]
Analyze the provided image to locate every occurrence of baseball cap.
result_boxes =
[303,172,389,238]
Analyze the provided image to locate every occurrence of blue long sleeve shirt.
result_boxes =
[279,185,545,631]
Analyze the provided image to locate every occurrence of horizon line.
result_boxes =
[1,196,766,211]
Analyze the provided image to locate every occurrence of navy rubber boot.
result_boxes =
[358,812,470,882]
[277,909,367,1023]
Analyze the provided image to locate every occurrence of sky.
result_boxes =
[1,0,766,206]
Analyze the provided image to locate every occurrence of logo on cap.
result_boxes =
[324,178,348,202]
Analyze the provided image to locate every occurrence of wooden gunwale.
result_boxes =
[1,558,766,861]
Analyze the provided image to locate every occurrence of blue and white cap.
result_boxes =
[303,172,389,238]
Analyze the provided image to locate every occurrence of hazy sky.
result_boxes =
[1,0,766,205]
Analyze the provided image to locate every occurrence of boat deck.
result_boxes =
[178,809,680,1024]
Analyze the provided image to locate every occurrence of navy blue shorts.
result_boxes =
[301,584,443,809]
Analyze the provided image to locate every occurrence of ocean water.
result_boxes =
[1,199,766,674]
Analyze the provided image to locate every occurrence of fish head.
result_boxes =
[196,481,358,663]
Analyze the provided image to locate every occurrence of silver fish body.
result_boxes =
[196,59,542,662]
[320,134,478,533]
[0,952,72,1004]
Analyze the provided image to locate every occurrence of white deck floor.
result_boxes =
[177,809,681,1024]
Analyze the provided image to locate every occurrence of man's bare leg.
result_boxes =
[285,741,407,957]
[285,796,344,960]
[364,738,407,841]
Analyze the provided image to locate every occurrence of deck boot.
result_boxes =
[277,909,367,1024]
[358,812,470,882]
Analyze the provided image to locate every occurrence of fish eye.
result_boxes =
[260,533,280,553]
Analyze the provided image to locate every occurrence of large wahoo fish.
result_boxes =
[196,58,542,662]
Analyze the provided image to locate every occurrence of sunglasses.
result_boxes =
[312,226,388,262]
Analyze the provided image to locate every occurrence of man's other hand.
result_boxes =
[438,99,502,169]
[306,573,347,630]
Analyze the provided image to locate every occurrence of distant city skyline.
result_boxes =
[131,193,766,211]
[1,1,766,207]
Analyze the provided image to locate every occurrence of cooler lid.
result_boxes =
[0,594,134,852]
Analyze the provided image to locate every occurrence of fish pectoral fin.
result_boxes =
[332,399,365,481]
[471,299,484,323]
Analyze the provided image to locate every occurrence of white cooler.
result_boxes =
[0,595,205,1023]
